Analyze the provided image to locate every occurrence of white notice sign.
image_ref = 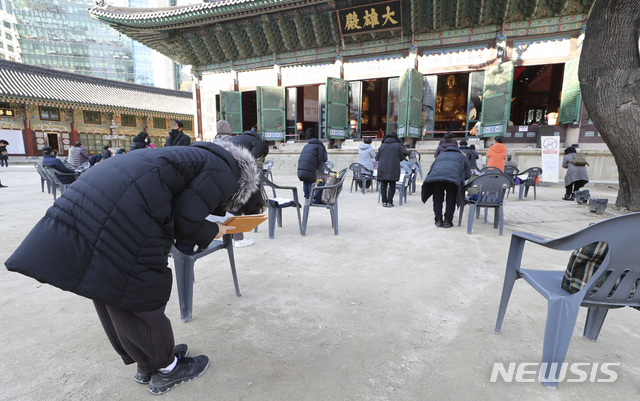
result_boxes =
[540,136,560,183]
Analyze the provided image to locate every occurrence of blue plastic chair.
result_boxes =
[302,168,347,236]
[517,167,543,200]
[349,162,373,194]
[171,234,241,322]
[494,213,640,388]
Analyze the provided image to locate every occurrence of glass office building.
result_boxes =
[12,0,188,89]
[0,0,22,62]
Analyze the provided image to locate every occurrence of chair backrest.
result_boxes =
[550,213,640,307]
[350,162,372,179]
[35,164,48,180]
[320,168,348,205]
[409,150,421,164]
[42,166,63,186]
[520,167,543,185]
[503,165,519,178]
[470,173,511,205]
[480,166,503,174]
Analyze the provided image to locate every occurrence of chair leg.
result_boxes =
[223,234,242,297]
[539,297,583,388]
[458,204,466,227]
[277,208,283,227]
[494,237,526,333]
[361,178,366,194]
[331,204,339,235]
[173,250,195,323]
[583,307,609,341]
[519,184,524,200]
[295,204,303,235]
[268,206,277,239]
[467,204,476,234]
[301,203,310,236]
[498,206,504,236]
[533,184,537,200]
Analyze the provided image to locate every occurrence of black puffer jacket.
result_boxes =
[5,141,260,312]
[297,138,327,182]
[229,129,262,159]
[375,135,406,181]
[422,147,471,207]
[165,129,191,147]
[130,132,148,151]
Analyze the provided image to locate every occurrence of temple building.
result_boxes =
[88,0,602,152]
[0,58,194,157]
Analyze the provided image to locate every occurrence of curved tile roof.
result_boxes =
[0,59,193,117]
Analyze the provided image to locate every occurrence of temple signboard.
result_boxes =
[337,1,402,37]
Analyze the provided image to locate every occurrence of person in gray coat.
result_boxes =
[421,146,471,228]
[562,146,589,201]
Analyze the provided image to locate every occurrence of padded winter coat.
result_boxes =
[165,129,191,147]
[422,147,471,207]
[486,142,507,171]
[297,138,327,182]
[5,142,259,312]
[229,129,263,159]
[375,135,406,181]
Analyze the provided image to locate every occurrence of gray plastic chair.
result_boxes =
[262,160,274,181]
[34,164,51,193]
[171,234,240,322]
[302,168,347,236]
[349,162,373,194]
[503,165,519,196]
[494,212,640,388]
[409,150,423,178]
[458,173,511,235]
[517,167,543,200]
[42,166,74,200]
[261,175,302,239]
[378,171,412,206]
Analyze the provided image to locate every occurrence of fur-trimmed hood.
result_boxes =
[210,139,261,214]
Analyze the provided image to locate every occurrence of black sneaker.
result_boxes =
[135,344,189,384]
[148,355,209,395]
[387,203,394,208]
[382,202,388,207]
[443,220,453,228]
[435,220,443,228]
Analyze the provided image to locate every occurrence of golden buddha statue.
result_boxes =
[436,75,467,127]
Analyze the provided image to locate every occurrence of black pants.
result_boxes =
[565,180,588,196]
[431,182,457,222]
[94,301,175,374]
[380,180,396,204]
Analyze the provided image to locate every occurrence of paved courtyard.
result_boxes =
[1,164,638,401]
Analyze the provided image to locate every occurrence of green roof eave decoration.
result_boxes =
[89,0,596,70]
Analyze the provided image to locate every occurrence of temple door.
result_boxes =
[558,58,582,125]
[397,68,424,139]
[422,74,438,138]
[325,77,349,139]
[480,61,514,137]
[220,91,243,135]
[257,86,286,141]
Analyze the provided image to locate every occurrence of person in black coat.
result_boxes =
[458,139,479,170]
[130,131,149,151]
[5,140,264,395]
[41,146,76,184]
[297,138,327,199]
[164,119,191,147]
[103,145,112,160]
[229,125,264,159]
[421,145,471,228]
[375,133,409,207]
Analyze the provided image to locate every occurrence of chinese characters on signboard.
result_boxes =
[0,108,14,117]
[337,1,402,36]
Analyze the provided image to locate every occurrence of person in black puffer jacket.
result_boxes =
[297,138,327,200]
[130,131,149,151]
[165,119,191,147]
[422,145,471,228]
[5,140,263,394]
[375,133,410,207]
[229,126,265,159]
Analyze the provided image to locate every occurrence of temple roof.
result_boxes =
[89,0,595,72]
[0,59,193,116]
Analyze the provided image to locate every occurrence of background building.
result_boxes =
[0,0,22,62]
[11,0,186,90]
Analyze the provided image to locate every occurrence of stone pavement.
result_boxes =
[1,164,638,401]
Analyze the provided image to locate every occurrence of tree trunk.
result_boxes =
[579,0,640,210]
